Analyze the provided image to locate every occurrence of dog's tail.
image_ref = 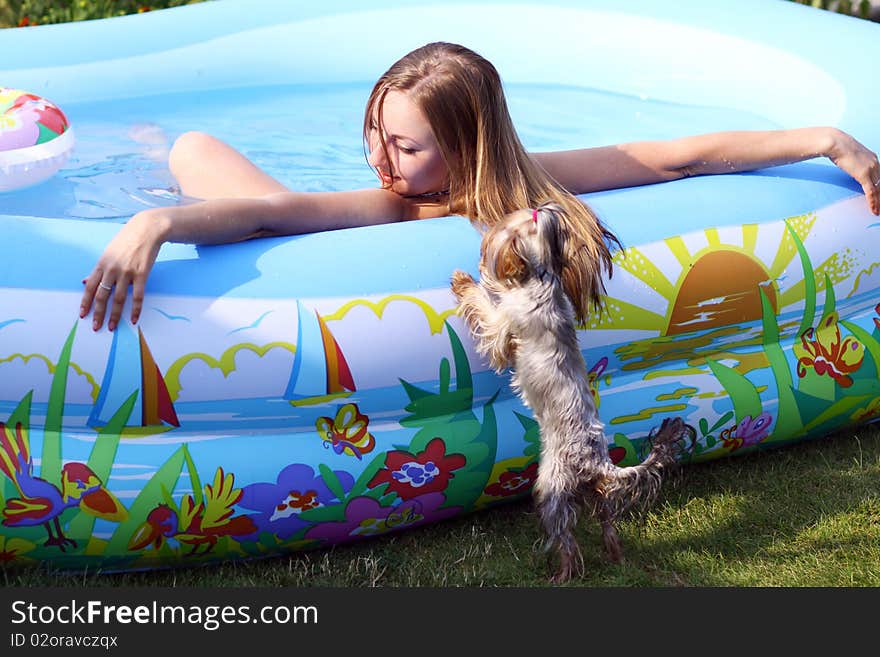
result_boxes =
[596,417,693,520]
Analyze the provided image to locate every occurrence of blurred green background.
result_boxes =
[0,0,878,28]
[0,0,207,27]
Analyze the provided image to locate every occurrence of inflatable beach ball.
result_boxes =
[0,87,74,192]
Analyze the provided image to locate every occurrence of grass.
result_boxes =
[4,423,879,587]
[0,0,207,28]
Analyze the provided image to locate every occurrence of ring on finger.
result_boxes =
[98,282,113,291]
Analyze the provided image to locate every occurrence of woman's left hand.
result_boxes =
[827,128,880,215]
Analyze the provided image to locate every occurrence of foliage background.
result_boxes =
[0,0,878,28]
[0,0,206,27]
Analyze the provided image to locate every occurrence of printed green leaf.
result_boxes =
[446,322,474,392]
[515,411,541,458]
[42,323,78,486]
[438,357,451,394]
[790,387,834,430]
[183,444,203,508]
[759,288,802,438]
[795,366,836,402]
[67,391,138,542]
[710,411,734,433]
[399,324,475,426]
[706,359,762,423]
[803,395,867,434]
[319,463,347,502]
[442,391,499,511]
[787,222,816,337]
[107,445,187,554]
[160,483,178,511]
[822,273,836,320]
[399,378,433,402]
[348,451,388,499]
[6,390,33,431]
[611,432,639,467]
[298,502,347,523]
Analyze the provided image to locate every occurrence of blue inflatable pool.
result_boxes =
[1,0,879,571]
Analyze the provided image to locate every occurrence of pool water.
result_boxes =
[0,81,779,221]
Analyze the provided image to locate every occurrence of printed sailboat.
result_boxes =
[88,322,180,436]
[285,300,356,406]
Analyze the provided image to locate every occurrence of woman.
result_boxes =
[80,42,880,333]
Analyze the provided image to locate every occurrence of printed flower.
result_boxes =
[304,493,459,543]
[852,397,880,424]
[0,535,37,567]
[794,312,865,388]
[484,461,538,497]
[719,412,773,452]
[736,412,773,448]
[367,437,465,500]
[874,303,880,333]
[316,403,376,460]
[238,463,354,539]
[587,356,608,409]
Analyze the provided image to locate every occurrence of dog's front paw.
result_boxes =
[450,269,476,300]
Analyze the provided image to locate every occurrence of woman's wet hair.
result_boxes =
[364,42,621,320]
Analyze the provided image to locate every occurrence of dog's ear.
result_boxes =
[484,226,528,284]
[534,202,568,272]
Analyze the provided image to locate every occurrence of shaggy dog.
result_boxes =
[451,202,692,582]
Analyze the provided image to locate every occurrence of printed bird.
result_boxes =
[0,421,128,551]
[128,467,257,556]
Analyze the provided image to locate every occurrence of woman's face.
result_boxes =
[367,90,448,196]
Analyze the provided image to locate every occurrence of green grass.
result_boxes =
[0,0,207,28]
[4,424,880,587]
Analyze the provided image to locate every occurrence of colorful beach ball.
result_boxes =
[0,87,75,192]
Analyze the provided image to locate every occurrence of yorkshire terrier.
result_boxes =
[451,202,692,582]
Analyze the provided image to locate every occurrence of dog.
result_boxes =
[451,202,692,582]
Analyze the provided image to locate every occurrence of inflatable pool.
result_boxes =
[1,0,879,572]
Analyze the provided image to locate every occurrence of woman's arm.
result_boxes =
[533,127,880,215]
[81,188,409,332]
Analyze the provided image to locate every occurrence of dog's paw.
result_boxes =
[450,269,476,299]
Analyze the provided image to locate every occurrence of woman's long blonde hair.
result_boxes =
[364,42,620,322]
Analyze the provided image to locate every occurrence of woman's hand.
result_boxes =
[80,209,169,332]
[827,128,880,216]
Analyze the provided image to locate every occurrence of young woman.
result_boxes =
[80,42,880,333]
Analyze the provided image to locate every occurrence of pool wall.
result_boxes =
[1,0,879,571]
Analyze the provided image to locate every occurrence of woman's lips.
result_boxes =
[378,171,396,184]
